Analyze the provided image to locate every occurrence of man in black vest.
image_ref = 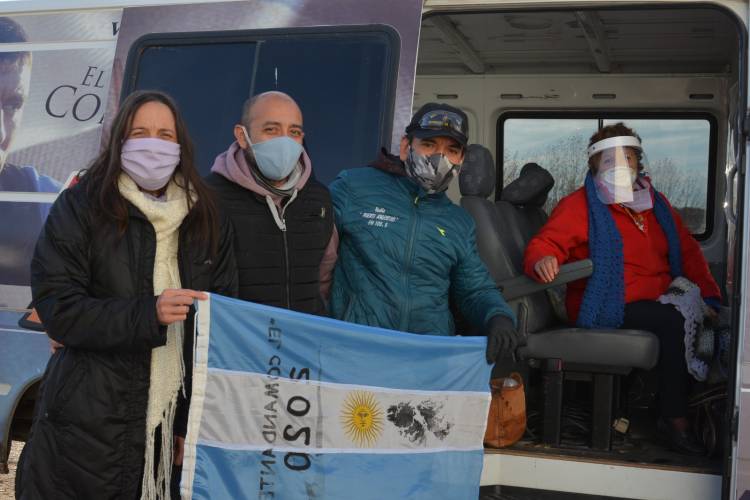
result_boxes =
[206,91,336,314]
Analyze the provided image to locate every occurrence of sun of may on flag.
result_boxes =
[180,294,492,500]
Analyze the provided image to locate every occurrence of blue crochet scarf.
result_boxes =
[576,172,683,328]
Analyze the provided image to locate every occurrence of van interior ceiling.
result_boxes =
[414,2,744,484]
[414,6,741,194]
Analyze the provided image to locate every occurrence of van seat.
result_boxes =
[459,145,659,450]
[524,328,658,368]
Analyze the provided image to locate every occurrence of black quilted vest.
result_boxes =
[206,172,333,314]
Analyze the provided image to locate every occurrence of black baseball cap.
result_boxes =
[405,103,469,147]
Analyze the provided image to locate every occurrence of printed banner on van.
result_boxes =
[0,10,120,302]
[181,294,491,500]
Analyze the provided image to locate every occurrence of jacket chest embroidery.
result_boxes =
[360,206,400,229]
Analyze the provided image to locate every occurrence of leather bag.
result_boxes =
[484,372,526,448]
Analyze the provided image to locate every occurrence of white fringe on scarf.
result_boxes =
[119,173,192,500]
[657,276,712,381]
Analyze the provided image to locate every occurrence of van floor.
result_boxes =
[479,485,632,500]
[479,410,722,500]
[502,373,726,472]
[487,404,722,473]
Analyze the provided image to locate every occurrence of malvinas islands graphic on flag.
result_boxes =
[181,294,492,500]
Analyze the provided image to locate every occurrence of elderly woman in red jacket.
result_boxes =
[523,122,720,455]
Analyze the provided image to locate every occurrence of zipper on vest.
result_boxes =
[399,196,421,331]
[282,227,291,309]
[279,201,293,310]
[267,193,297,309]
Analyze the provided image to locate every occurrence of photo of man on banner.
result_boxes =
[0,17,60,286]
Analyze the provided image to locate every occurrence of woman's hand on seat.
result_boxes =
[533,256,559,283]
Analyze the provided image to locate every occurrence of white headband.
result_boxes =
[587,136,642,158]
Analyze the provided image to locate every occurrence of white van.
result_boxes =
[0,0,748,498]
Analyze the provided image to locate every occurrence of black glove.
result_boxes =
[484,315,522,363]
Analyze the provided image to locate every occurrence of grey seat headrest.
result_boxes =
[500,162,554,207]
[459,144,496,199]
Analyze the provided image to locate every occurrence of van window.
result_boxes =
[128,27,399,185]
[500,115,714,236]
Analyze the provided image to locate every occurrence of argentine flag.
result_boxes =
[181,294,491,499]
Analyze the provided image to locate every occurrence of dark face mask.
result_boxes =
[404,146,460,194]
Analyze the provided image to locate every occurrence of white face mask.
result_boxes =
[595,166,637,204]
[588,135,649,205]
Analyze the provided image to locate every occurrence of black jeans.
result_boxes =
[621,300,690,418]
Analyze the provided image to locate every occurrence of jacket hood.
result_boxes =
[370,147,407,177]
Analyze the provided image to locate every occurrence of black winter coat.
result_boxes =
[16,181,238,500]
[205,172,333,314]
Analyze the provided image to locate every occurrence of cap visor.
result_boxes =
[410,128,466,145]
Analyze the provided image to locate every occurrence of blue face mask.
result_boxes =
[241,126,303,181]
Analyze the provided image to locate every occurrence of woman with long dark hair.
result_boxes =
[17,90,237,499]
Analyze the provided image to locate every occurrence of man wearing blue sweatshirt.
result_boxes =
[330,103,520,363]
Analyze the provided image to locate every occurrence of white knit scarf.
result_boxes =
[657,276,712,381]
[119,173,192,500]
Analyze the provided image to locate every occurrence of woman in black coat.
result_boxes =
[16,90,238,499]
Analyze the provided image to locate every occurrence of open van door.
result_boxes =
[730,8,750,498]
[414,3,745,499]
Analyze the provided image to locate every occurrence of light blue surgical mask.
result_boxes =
[241,126,303,181]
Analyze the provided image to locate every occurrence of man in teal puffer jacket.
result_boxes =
[330,103,520,363]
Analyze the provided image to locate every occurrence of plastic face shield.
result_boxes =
[588,136,646,204]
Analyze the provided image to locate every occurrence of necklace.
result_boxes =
[620,205,646,233]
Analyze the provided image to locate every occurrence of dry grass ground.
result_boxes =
[0,440,21,499]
